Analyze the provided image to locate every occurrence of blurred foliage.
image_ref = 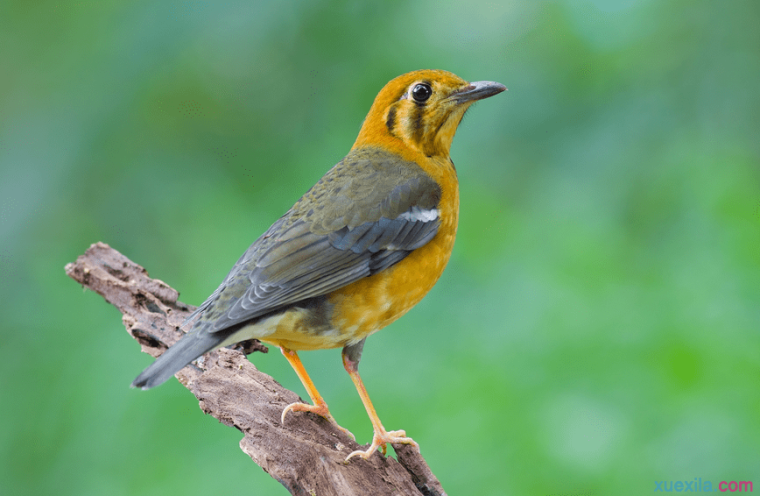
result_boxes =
[1,0,758,494]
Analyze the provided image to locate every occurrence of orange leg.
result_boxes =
[279,346,355,440]
[342,349,419,461]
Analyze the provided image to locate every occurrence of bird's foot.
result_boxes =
[345,428,418,462]
[281,401,356,441]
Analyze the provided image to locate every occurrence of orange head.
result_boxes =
[353,69,506,158]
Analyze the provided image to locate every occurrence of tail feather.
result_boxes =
[131,329,228,390]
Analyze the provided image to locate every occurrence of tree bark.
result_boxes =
[65,242,447,496]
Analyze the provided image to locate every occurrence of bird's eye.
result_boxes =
[411,83,432,103]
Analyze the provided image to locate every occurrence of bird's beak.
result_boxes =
[450,81,507,103]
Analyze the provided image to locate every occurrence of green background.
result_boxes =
[1,1,758,494]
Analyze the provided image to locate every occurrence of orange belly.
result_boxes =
[263,156,459,351]
[260,215,457,351]
[327,165,459,343]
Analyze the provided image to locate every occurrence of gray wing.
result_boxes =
[187,147,442,334]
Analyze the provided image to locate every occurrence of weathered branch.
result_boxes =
[65,242,446,496]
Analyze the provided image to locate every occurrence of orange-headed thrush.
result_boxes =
[132,69,506,460]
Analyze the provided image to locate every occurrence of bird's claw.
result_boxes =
[344,429,418,462]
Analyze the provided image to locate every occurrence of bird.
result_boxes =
[132,69,506,461]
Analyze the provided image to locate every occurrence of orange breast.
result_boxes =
[327,156,459,341]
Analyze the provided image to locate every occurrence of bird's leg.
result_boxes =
[279,346,355,440]
[342,340,419,461]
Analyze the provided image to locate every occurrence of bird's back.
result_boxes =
[186,146,456,351]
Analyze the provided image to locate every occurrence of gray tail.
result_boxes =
[131,329,228,390]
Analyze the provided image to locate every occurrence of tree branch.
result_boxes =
[65,242,446,496]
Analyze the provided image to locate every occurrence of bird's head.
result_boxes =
[353,69,506,158]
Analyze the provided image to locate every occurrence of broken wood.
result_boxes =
[65,242,446,496]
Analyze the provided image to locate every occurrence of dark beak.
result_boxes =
[450,81,507,103]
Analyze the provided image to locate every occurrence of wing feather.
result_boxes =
[191,148,443,334]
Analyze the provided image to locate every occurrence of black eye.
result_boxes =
[411,83,432,103]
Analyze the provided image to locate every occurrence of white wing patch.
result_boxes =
[397,206,439,222]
